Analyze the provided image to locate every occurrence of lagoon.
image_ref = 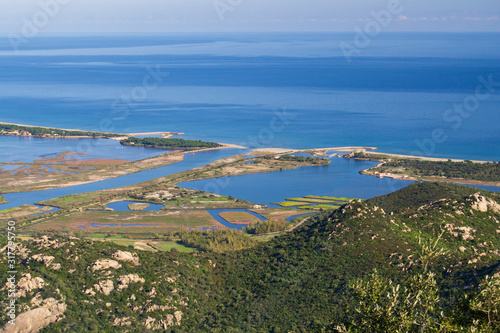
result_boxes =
[0,136,168,163]
[179,157,415,206]
[0,148,247,210]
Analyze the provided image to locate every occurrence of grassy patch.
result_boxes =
[273,195,353,211]
[152,241,194,253]
[251,234,280,242]
[286,197,340,204]
[107,239,138,247]
[304,195,355,202]
[273,201,307,207]
[0,205,53,221]
[298,205,340,210]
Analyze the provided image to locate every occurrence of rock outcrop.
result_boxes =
[31,254,54,267]
[117,274,145,290]
[471,193,500,213]
[144,311,182,330]
[32,236,63,249]
[1,298,66,333]
[112,317,131,327]
[112,251,140,265]
[92,259,122,271]
[16,274,45,298]
[93,280,114,296]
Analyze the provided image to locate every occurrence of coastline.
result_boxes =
[108,131,186,141]
[0,121,183,140]
[361,151,492,164]
[1,121,497,190]
[252,147,499,188]
[348,151,499,188]
[1,121,494,163]
[0,121,94,133]
[0,121,247,150]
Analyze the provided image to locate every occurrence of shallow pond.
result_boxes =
[106,201,164,211]
[207,209,267,230]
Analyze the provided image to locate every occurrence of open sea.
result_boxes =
[0,33,499,161]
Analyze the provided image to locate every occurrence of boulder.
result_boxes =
[93,280,114,296]
[1,298,66,333]
[92,259,122,271]
[117,274,145,290]
[112,251,140,266]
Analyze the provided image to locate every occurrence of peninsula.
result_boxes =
[347,150,500,187]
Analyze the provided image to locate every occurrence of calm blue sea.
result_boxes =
[0,33,499,160]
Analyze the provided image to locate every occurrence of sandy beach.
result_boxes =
[109,131,186,140]
[0,121,92,133]
[1,121,494,164]
[252,146,495,164]
[363,151,493,164]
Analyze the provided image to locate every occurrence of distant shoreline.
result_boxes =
[0,121,94,133]
[0,121,185,140]
[252,147,496,163]
[344,150,500,188]
[1,122,498,188]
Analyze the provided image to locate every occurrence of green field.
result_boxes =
[83,235,193,252]
[273,201,308,207]
[298,204,340,210]
[273,194,355,210]
[286,197,340,204]
[304,195,355,202]
[152,241,194,252]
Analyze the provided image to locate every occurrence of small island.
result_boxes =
[120,137,222,150]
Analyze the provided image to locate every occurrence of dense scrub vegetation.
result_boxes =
[177,230,257,252]
[245,218,290,234]
[206,183,500,331]
[2,183,500,332]
[120,137,221,150]
[353,151,500,182]
[0,123,121,138]
[382,159,500,182]
[259,154,330,165]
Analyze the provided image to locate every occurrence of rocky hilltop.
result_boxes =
[1,182,499,332]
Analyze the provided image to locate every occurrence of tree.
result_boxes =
[471,275,500,329]
[332,234,449,333]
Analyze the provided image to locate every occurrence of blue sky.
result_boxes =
[0,0,499,33]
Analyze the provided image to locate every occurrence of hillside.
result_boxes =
[1,183,500,332]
